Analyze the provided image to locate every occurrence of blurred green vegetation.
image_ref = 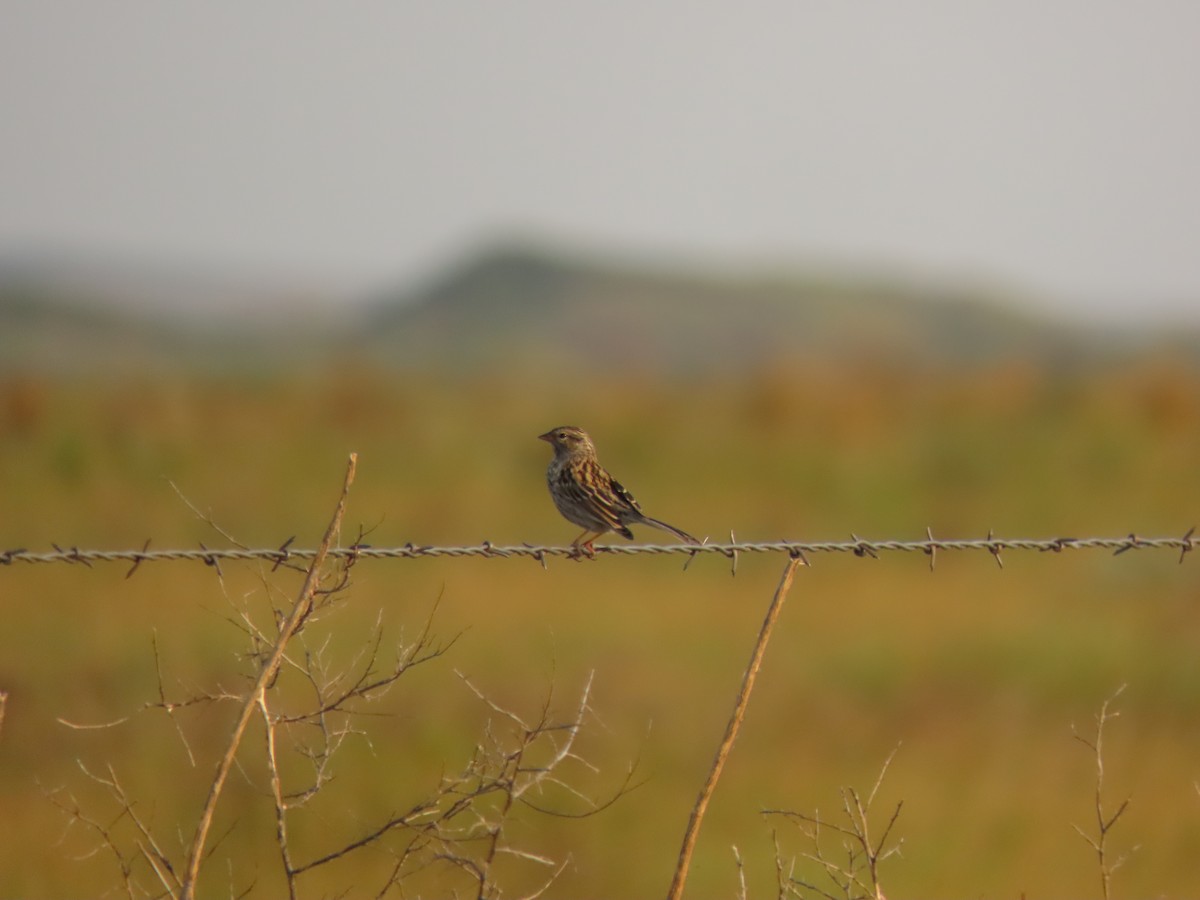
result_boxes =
[1,359,1199,898]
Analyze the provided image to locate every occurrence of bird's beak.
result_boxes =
[538,431,554,443]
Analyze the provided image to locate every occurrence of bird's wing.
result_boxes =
[607,477,644,516]
[555,463,626,531]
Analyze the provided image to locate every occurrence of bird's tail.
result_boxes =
[640,516,700,545]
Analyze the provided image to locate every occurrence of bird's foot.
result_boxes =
[569,541,597,561]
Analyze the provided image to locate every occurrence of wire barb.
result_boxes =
[270,536,295,572]
[986,528,1005,570]
[1113,533,1141,556]
[681,537,707,573]
[1041,537,1072,553]
[924,527,939,572]
[124,538,152,579]
[851,533,879,560]
[197,542,223,578]
[51,543,93,568]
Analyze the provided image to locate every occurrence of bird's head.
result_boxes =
[538,425,594,459]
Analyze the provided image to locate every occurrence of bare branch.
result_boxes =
[766,748,904,900]
[46,762,183,899]
[180,453,358,900]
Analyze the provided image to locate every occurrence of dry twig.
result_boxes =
[765,748,904,900]
[668,552,805,900]
[1072,684,1136,900]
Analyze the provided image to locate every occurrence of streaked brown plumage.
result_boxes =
[539,425,698,553]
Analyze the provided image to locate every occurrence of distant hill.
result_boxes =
[3,242,1197,374]
[0,256,337,373]
[360,243,1169,372]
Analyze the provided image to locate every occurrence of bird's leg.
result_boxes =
[570,530,600,560]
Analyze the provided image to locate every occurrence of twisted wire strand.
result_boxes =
[2,532,1194,569]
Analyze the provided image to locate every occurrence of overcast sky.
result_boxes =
[2,2,1199,321]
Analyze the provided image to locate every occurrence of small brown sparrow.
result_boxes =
[539,425,698,553]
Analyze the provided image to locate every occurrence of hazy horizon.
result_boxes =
[3,3,1199,323]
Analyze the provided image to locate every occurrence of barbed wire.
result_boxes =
[2,529,1195,575]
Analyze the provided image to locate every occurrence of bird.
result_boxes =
[538,425,699,554]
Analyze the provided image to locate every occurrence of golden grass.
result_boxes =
[1,361,1199,897]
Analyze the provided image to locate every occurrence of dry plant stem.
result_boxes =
[732,845,748,900]
[1073,684,1133,900]
[179,453,358,900]
[764,748,902,900]
[667,553,804,900]
[259,692,297,900]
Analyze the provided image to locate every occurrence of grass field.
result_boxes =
[1,359,1198,898]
